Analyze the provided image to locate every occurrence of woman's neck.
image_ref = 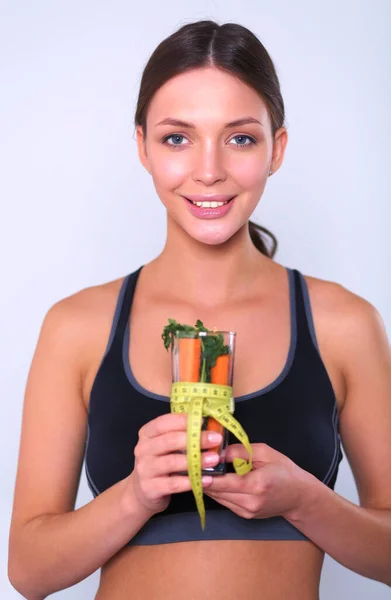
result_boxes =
[149,222,272,307]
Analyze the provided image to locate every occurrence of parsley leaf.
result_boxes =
[162,318,229,383]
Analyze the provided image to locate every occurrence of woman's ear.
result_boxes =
[270,127,288,175]
[136,125,151,174]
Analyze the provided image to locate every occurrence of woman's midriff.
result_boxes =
[95,539,324,600]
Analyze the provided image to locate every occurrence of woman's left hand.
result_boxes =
[204,442,317,520]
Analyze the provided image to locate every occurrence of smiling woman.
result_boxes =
[135,22,283,257]
[135,62,285,249]
[8,17,391,600]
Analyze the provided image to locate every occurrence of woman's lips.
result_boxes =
[184,196,236,220]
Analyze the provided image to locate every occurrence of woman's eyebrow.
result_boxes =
[155,117,263,128]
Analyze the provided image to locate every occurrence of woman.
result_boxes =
[8,19,391,600]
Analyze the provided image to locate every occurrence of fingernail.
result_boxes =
[205,453,219,464]
[208,432,223,442]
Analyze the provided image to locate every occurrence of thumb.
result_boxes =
[225,443,253,463]
[226,442,278,465]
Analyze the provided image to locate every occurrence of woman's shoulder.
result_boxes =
[44,274,126,331]
[271,260,378,322]
[299,270,388,378]
[300,270,381,324]
[39,274,129,380]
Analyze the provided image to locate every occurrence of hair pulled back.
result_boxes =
[134,20,286,258]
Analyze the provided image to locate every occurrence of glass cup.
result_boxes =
[171,329,236,476]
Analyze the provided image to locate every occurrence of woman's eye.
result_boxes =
[161,133,257,149]
[162,134,187,147]
[229,135,257,148]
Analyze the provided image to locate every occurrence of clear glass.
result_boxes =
[171,329,236,476]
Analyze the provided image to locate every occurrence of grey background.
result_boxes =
[1,0,390,598]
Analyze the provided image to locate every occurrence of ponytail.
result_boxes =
[248,220,278,258]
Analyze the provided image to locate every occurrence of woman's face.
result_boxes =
[137,66,287,246]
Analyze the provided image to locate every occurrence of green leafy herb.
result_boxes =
[162,318,229,383]
[161,318,198,350]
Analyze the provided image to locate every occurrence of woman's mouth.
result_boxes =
[184,196,236,219]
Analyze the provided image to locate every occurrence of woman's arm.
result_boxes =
[8,293,153,600]
[203,282,391,584]
[285,290,391,586]
[11,478,153,600]
[285,477,391,585]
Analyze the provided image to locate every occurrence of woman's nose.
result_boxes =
[192,144,227,186]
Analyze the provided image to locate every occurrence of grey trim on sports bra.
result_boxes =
[322,402,340,487]
[103,274,130,359]
[128,509,309,545]
[123,267,298,403]
[85,274,130,420]
[297,271,343,485]
[297,271,320,353]
[85,424,100,496]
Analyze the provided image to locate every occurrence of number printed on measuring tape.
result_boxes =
[170,381,253,530]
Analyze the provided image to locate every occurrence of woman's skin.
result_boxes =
[9,65,391,600]
[137,65,287,304]
[97,66,391,597]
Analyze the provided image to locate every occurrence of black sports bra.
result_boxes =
[84,266,343,545]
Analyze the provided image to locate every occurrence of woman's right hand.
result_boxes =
[127,413,223,516]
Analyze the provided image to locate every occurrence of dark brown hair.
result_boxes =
[134,19,286,259]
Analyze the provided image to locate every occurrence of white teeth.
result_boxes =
[193,200,228,207]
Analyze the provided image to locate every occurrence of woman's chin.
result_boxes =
[185,222,240,246]
[167,211,246,245]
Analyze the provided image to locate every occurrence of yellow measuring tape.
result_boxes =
[170,381,253,530]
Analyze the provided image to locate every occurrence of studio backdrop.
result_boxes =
[1,1,390,598]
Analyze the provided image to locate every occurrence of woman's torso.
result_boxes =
[81,259,346,600]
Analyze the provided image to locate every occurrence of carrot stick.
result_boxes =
[210,353,229,385]
[178,337,201,382]
[207,354,230,452]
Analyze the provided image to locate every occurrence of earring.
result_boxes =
[269,169,272,176]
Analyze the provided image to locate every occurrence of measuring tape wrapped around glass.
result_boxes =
[170,381,253,530]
